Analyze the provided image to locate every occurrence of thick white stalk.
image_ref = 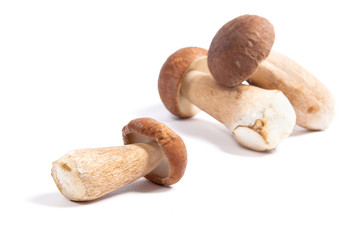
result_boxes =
[180,57,296,151]
[249,50,335,130]
[51,142,164,201]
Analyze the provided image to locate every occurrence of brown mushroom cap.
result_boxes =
[158,47,208,118]
[122,118,187,186]
[208,15,275,87]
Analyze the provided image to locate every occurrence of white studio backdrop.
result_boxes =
[0,0,359,239]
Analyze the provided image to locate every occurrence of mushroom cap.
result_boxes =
[158,47,208,118]
[122,118,187,186]
[208,14,275,87]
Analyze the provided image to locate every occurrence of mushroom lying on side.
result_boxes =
[208,14,335,130]
[51,118,187,201]
[158,47,296,151]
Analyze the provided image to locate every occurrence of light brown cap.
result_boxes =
[122,118,187,186]
[158,47,208,118]
[208,14,275,87]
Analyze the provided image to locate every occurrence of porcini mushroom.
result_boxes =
[158,47,296,151]
[208,14,335,130]
[51,118,187,201]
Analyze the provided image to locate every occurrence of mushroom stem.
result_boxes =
[51,142,165,201]
[248,50,335,130]
[180,56,296,151]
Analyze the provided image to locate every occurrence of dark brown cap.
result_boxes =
[208,15,275,87]
[122,118,187,186]
[158,47,208,118]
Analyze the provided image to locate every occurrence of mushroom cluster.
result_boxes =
[51,14,335,202]
[208,15,335,131]
[159,14,335,151]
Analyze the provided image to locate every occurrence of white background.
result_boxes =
[1,0,359,239]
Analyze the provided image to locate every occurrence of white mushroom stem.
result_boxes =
[180,56,296,151]
[248,50,335,130]
[51,142,165,201]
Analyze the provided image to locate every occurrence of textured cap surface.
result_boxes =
[122,118,187,185]
[208,15,275,87]
[158,47,208,118]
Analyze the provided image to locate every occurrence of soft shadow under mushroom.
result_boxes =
[168,118,271,157]
[29,179,171,207]
[134,104,271,157]
[290,125,314,137]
